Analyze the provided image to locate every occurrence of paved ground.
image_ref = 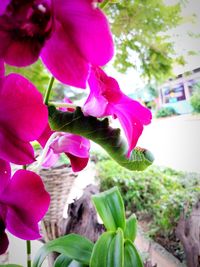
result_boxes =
[138,114,200,173]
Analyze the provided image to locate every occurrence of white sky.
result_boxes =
[106,0,200,95]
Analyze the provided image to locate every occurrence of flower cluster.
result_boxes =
[0,0,152,255]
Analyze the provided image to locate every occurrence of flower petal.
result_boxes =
[6,208,41,240]
[0,60,4,78]
[0,126,35,165]
[0,158,11,194]
[4,39,41,67]
[66,153,89,172]
[113,108,143,158]
[2,170,50,240]
[41,21,89,88]
[0,73,48,142]
[0,0,10,16]
[42,148,60,168]
[55,0,114,66]
[51,134,90,157]
[84,66,152,156]
[37,124,53,148]
[41,133,90,171]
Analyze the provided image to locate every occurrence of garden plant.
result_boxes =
[0,0,157,266]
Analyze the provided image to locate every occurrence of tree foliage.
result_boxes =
[105,0,185,82]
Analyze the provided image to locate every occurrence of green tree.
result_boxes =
[105,0,185,82]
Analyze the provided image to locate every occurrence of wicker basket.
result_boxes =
[39,164,77,241]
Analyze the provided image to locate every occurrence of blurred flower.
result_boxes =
[0,159,50,255]
[84,66,152,157]
[0,63,48,165]
[0,0,114,88]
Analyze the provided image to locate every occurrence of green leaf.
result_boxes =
[92,187,126,231]
[33,234,93,267]
[90,229,123,267]
[106,228,124,267]
[124,214,137,242]
[90,231,114,267]
[124,240,144,267]
[68,261,87,267]
[54,254,72,267]
[48,106,154,171]
[0,265,23,267]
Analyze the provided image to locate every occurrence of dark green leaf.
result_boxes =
[106,228,124,267]
[90,229,123,267]
[54,254,72,267]
[92,187,125,231]
[124,214,137,242]
[124,240,144,267]
[48,106,154,171]
[33,234,93,267]
[68,260,87,267]
[90,231,114,267]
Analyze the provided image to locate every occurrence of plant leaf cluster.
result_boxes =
[33,187,143,267]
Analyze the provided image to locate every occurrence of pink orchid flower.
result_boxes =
[38,124,91,172]
[0,62,48,165]
[0,0,114,88]
[84,66,152,157]
[0,159,50,255]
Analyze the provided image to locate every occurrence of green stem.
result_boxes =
[99,0,110,9]
[26,240,31,267]
[22,165,31,267]
[44,76,55,105]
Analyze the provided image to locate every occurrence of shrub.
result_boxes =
[155,106,177,118]
[190,92,200,113]
[96,159,200,237]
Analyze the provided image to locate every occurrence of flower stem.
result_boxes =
[44,76,55,105]
[26,240,31,267]
[49,102,77,109]
[22,166,32,267]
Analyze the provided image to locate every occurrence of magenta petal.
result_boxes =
[6,208,41,240]
[85,66,152,156]
[0,60,4,78]
[0,0,10,15]
[55,0,114,66]
[83,69,108,117]
[66,153,89,172]
[4,40,41,67]
[0,73,48,141]
[112,95,152,157]
[114,108,143,157]
[37,124,54,148]
[0,127,35,165]
[2,170,50,240]
[84,66,121,117]
[42,149,60,168]
[41,21,89,88]
[118,95,152,126]
[0,159,11,194]
[51,134,90,158]
[47,133,90,171]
